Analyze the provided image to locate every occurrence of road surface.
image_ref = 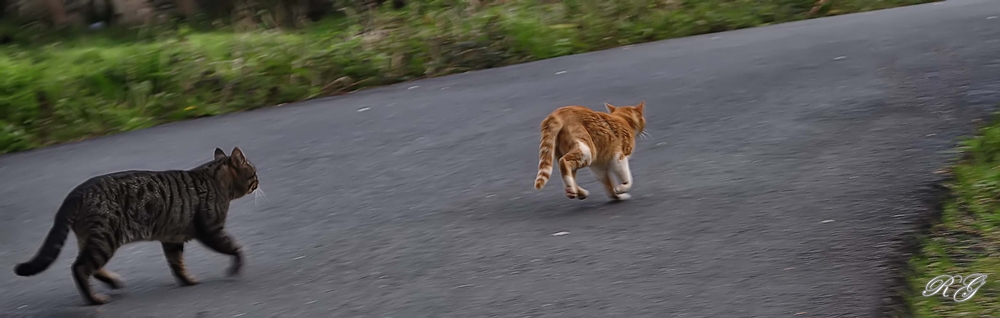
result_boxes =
[2,0,1000,317]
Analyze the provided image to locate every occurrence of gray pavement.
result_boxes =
[2,0,1000,317]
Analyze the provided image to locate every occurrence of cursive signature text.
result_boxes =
[922,273,988,303]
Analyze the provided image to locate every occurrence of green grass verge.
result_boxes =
[0,0,936,153]
[906,118,1000,317]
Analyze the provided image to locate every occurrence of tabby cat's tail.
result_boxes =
[14,195,78,277]
[534,116,563,190]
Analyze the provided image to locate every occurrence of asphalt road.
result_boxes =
[3,1,1000,317]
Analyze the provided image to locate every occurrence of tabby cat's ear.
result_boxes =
[604,102,616,113]
[636,100,645,113]
[231,147,247,165]
[215,148,227,160]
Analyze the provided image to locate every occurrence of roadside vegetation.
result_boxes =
[0,0,936,153]
[907,117,1000,317]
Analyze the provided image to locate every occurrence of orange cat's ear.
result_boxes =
[214,148,227,160]
[604,102,616,113]
[636,100,645,112]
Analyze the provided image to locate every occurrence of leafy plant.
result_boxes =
[0,0,937,154]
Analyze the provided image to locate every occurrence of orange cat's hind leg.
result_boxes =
[591,165,631,201]
[558,141,592,200]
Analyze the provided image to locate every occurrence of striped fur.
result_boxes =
[13,147,259,306]
[533,101,647,201]
[533,116,563,190]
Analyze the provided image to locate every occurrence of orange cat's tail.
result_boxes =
[534,116,563,190]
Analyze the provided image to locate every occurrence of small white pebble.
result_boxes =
[555,71,567,75]
[357,107,370,112]
[17,305,27,310]
[821,220,835,223]
[293,255,306,260]
[233,314,246,317]
[306,300,318,304]
[440,87,449,90]
[834,56,847,60]
[552,231,570,236]
[711,36,721,40]
[408,85,419,90]
[988,16,997,20]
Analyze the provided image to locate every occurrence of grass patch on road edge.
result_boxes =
[906,117,1000,317]
[0,0,936,154]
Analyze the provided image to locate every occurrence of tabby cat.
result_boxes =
[13,147,259,305]
[534,101,647,201]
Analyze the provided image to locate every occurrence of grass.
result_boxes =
[906,117,1000,317]
[0,0,937,154]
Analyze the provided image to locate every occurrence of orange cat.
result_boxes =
[533,101,647,201]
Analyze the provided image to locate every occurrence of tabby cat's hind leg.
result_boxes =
[93,268,125,289]
[76,239,124,290]
[162,243,198,286]
[72,240,117,305]
[559,142,592,200]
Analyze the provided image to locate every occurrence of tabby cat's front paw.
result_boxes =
[177,276,199,286]
[227,253,244,277]
[85,293,110,306]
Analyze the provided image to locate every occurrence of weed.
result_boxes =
[0,0,936,153]
[907,117,1000,317]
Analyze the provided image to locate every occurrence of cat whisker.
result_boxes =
[639,130,651,140]
[259,188,270,202]
[253,188,270,207]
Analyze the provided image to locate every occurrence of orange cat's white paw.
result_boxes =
[565,187,589,200]
[613,193,632,201]
[614,182,632,194]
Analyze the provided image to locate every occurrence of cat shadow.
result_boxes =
[526,197,632,219]
[98,276,243,305]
